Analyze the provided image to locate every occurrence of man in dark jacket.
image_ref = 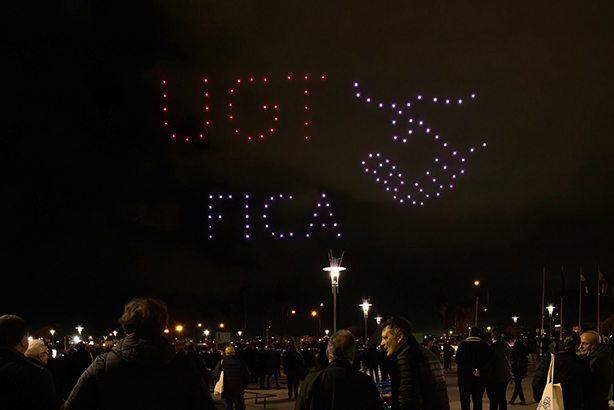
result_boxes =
[455,327,493,410]
[381,316,450,410]
[295,329,383,410]
[267,344,282,389]
[283,344,305,399]
[532,331,589,410]
[0,314,58,410]
[486,330,512,410]
[579,330,614,410]
[213,345,251,410]
[63,297,215,410]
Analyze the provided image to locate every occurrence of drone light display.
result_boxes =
[354,82,487,205]
[160,75,489,230]
[161,75,325,142]
[206,193,341,240]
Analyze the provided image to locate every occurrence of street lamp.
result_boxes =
[359,298,372,345]
[323,251,345,333]
[311,311,321,340]
[76,325,84,335]
[112,330,118,338]
[512,316,519,339]
[238,331,243,342]
[325,329,330,336]
[473,281,480,327]
[204,330,210,342]
[49,329,56,350]
[375,315,383,346]
[547,304,555,336]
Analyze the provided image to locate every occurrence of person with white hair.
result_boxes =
[294,329,383,410]
[25,339,50,366]
[0,315,58,409]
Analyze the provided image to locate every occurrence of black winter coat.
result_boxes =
[212,354,251,395]
[0,347,58,410]
[295,360,383,410]
[455,337,493,386]
[391,340,450,410]
[62,335,215,410]
[532,351,589,409]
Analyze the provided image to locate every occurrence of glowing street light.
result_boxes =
[175,325,183,332]
[76,325,84,335]
[325,329,330,336]
[323,251,345,333]
[375,315,383,345]
[547,304,555,336]
[360,298,372,344]
[512,316,518,323]
[311,311,321,339]
[113,330,118,338]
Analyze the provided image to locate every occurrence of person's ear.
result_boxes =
[397,331,405,342]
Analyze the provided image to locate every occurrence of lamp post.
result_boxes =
[547,304,555,336]
[323,251,345,333]
[359,298,372,345]
[512,316,518,339]
[473,281,480,327]
[76,325,84,336]
[375,315,383,346]
[311,311,321,340]
[49,329,56,350]
[204,329,210,343]
[238,331,243,342]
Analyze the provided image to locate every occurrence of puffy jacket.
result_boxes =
[212,354,251,395]
[391,340,450,410]
[62,335,215,410]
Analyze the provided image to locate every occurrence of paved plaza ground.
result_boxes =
[211,364,542,410]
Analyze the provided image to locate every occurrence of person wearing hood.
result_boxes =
[380,316,450,410]
[62,297,215,410]
[579,330,614,410]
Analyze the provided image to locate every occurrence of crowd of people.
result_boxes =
[1,297,613,410]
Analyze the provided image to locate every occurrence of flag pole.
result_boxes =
[540,267,545,337]
[598,265,601,334]
[559,266,565,342]
[579,267,582,335]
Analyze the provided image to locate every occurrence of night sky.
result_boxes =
[4,1,614,340]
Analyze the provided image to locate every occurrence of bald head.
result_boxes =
[225,346,236,356]
[579,331,600,356]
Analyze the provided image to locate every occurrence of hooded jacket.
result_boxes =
[62,335,215,410]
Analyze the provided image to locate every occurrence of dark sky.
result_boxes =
[4,0,614,340]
